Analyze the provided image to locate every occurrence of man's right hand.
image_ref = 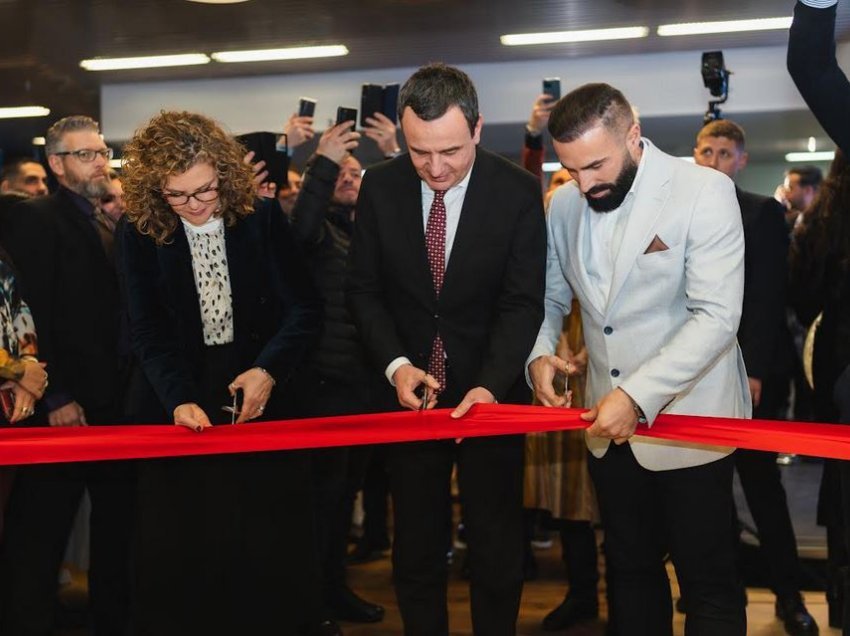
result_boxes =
[392,364,440,410]
[529,355,571,407]
[316,121,361,164]
[48,401,87,427]
[173,403,212,433]
[283,114,316,149]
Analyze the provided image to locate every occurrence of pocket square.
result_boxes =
[644,235,669,254]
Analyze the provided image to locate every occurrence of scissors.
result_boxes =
[221,391,241,424]
[419,385,430,412]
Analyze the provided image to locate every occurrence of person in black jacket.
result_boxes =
[694,119,817,636]
[0,116,135,636]
[288,121,388,632]
[118,110,322,635]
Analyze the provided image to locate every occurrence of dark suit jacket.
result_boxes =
[0,188,120,420]
[736,188,793,380]
[118,200,320,419]
[788,1,850,156]
[347,148,546,404]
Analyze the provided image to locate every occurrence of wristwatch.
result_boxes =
[619,387,647,425]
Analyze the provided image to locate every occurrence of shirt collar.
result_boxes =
[181,215,224,236]
[421,162,474,197]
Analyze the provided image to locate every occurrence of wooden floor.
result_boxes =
[343,537,839,635]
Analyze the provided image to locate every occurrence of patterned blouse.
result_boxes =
[181,217,235,346]
[0,257,38,380]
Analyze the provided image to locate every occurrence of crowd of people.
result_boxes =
[0,1,847,635]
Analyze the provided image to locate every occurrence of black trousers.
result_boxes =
[0,456,135,636]
[388,430,525,636]
[735,375,802,600]
[588,443,745,636]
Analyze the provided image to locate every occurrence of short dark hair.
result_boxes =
[697,119,746,151]
[398,63,479,135]
[0,157,41,182]
[787,165,823,189]
[548,83,634,143]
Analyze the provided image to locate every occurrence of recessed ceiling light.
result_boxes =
[0,106,50,119]
[500,26,650,46]
[32,136,46,145]
[785,151,835,162]
[211,45,349,63]
[657,17,792,37]
[542,162,563,173]
[80,53,211,71]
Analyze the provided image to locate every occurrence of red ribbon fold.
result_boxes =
[0,404,847,466]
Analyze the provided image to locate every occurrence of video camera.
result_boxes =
[701,51,731,125]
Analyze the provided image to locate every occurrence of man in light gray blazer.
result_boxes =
[527,83,750,636]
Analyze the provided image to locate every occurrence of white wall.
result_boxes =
[101,42,850,141]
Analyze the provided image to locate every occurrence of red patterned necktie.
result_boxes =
[425,190,447,391]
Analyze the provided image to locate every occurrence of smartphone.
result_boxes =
[235,131,289,193]
[0,388,14,422]
[336,106,358,127]
[360,84,384,127]
[298,97,317,118]
[382,83,400,124]
[543,77,561,101]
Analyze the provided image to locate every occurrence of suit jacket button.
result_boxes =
[610,368,620,378]
[259,296,267,305]
[250,332,260,342]
[603,326,613,335]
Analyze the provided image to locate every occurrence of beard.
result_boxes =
[66,169,110,200]
[585,153,638,213]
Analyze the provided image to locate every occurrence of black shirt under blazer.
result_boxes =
[2,188,120,419]
[118,201,320,418]
[347,147,546,403]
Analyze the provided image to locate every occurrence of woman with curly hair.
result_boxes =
[118,111,322,635]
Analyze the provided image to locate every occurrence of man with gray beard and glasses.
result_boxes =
[0,116,134,636]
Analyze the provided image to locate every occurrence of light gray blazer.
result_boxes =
[528,139,752,471]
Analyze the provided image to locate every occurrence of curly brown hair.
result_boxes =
[122,111,256,244]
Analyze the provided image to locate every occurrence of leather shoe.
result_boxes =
[329,586,385,623]
[299,619,343,636]
[775,595,819,636]
[542,595,599,631]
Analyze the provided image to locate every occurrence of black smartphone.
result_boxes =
[336,106,358,127]
[382,83,400,124]
[360,84,384,127]
[235,131,289,193]
[298,97,316,117]
[543,77,561,101]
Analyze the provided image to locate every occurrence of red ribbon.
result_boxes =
[0,404,847,466]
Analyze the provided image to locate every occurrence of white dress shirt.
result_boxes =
[385,166,474,384]
[583,146,647,310]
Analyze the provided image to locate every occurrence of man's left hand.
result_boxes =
[243,151,276,198]
[583,388,638,444]
[748,377,762,408]
[451,386,496,419]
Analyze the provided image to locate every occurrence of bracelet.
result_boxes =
[20,355,38,363]
[254,367,276,386]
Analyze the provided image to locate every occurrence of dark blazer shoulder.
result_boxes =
[736,188,786,226]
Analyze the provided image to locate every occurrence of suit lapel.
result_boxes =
[569,201,606,317]
[442,149,487,290]
[159,222,204,343]
[397,162,434,297]
[606,143,671,313]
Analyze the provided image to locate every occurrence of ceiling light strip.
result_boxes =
[80,54,211,71]
[657,17,792,37]
[500,26,649,46]
[785,151,835,162]
[0,106,50,119]
[210,45,349,63]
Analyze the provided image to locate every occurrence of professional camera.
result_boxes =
[701,51,731,125]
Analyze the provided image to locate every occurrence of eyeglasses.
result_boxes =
[53,148,114,163]
[162,185,220,207]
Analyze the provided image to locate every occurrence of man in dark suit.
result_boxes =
[694,119,817,636]
[347,63,546,635]
[0,116,133,636]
